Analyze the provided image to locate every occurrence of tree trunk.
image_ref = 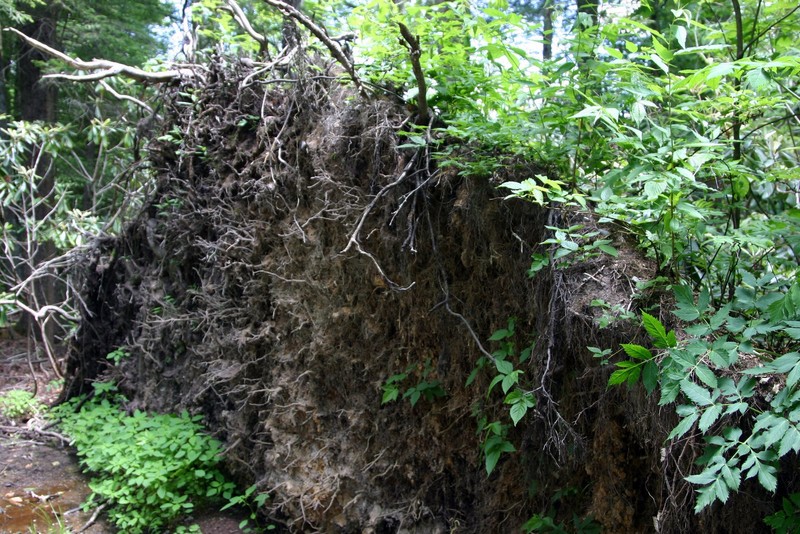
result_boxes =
[16,14,61,350]
[542,0,553,60]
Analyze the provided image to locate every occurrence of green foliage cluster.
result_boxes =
[381,359,445,406]
[613,287,800,512]
[469,317,536,475]
[0,388,43,420]
[51,382,267,533]
[355,0,800,525]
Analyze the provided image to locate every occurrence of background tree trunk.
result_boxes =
[16,13,61,347]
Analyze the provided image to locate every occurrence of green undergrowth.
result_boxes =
[51,381,269,533]
[0,388,44,421]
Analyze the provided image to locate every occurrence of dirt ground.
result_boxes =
[0,334,106,534]
[0,335,246,534]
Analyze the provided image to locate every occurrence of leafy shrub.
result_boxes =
[610,296,800,515]
[0,389,44,421]
[51,382,247,533]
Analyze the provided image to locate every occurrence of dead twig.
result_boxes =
[0,425,71,445]
[260,0,365,95]
[77,502,107,533]
[98,80,153,112]
[223,0,268,49]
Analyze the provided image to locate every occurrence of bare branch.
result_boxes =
[99,80,153,112]
[259,0,365,95]
[223,0,268,47]
[4,27,190,83]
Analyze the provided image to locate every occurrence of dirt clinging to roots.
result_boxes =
[60,59,778,533]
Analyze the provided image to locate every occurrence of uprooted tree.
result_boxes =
[3,0,800,531]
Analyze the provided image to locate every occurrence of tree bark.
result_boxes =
[15,13,61,348]
[542,0,553,60]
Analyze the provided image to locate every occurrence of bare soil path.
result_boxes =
[0,334,108,534]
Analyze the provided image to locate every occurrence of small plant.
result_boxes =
[469,318,537,474]
[45,379,64,394]
[27,505,73,534]
[522,486,601,533]
[221,483,274,532]
[381,359,446,406]
[765,493,800,533]
[106,347,129,365]
[527,225,619,276]
[589,298,637,329]
[478,418,515,476]
[175,525,202,533]
[607,287,800,513]
[51,381,256,533]
[0,389,44,421]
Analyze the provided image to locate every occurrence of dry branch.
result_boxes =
[223,0,268,49]
[260,0,365,95]
[99,80,153,112]
[4,27,190,83]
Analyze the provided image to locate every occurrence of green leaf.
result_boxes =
[788,363,800,389]
[642,312,670,349]
[673,307,700,321]
[698,404,723,432]
[707,62,736,80]
[686,467,720,486]
[652,37,674,61]
[721,464,741,492]
[778,426,800,457]
[487,374,505,397]
[693,483,717,513]
[489,329,510,341]
[767,352,800,373]
[673,285,695,308]
[642,361,659,395]
[668,412,698,440]
[485,450,501,475]
[621,343,652,360]
[381,387,399,404]
[675,25,687,48]
[494,359,513,375]
[501,371,521,394]
[763,418,791,449]
[695,364,718,388]
[757,463,778,493]
[680,380,713,406]
[597,243,618,257]
[510,403,528,426]
[465,368,480,387]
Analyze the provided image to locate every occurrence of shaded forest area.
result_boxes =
[2,0,800,532]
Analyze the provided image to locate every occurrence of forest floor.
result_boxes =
[0,334,245,534]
